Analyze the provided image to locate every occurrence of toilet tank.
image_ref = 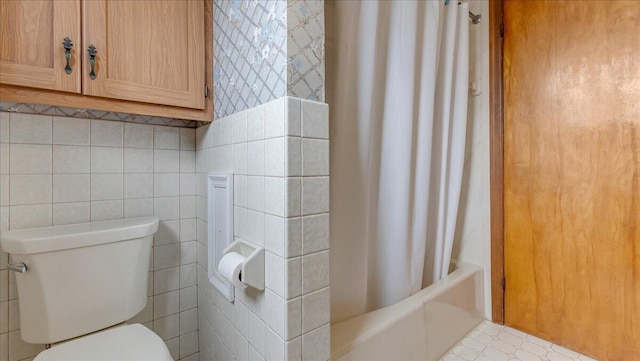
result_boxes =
[0,217,159,344]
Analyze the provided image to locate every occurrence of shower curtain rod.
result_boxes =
[444,0,482,24]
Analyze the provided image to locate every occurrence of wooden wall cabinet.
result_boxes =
[0,0,213,122]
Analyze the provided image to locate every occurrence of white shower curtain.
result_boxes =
[329,0,470,323]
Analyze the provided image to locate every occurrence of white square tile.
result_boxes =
[265,252,285,298]
[53,174,89,203]
[124,173,153,199]
[180,309,198,334]
[302,214,329,254]
[234,300,249,338]
[247,106,265,141]
[264,97,285,139]
[301,287,330,333]
[180,196,196,219]
[155,126,180,149]
[285,137,301,177]
[10,144,51,174]
[124,148,153,173]
[301,101,329,139]
[234,175,248,208]
[154,174,180,197]
[90,200,123,221]
[220,117,233,146]
[264,177,285,217]
[180,241,197,264]
[154,149,180,173]
[181,286,197,312]
[180,128,196,150]
[302,177,329,215]
[10,113,51,144]
[302,324,330,361]
[285,217,302,259]
[247,176,264,212]
[52,117,89,145]
[165,337,179,360]
[90,173,123,200]
[53,202,90,225]
[180,151,196,173]
[154,313,179,340]
[154,197,180,221]
[195,124,210,150]
[302,139,329,176]
[0,301,7,333]
[180,263,197,288]
[286,257,302,300]
[265,215,285,258]
[248,344,265,361]
[154,243,180,270]
[91,147,123,173]
[0,176,6,207]
[180,331,199,358]
[286,178,301,217]
[286,297,302,340]
[248,311,266,355]
[180,219,197,242]
[286,97,302,137]
[91,120,123,147]
[8,299,18,332]
[264,323,285,360]
[8,330,45,361]
[124,198,153,218]
[264,289,285,337]
[234,331,249,361]
[233,143,248,175]
[124,123,154,148]
[0,112,9,143]
[196,197,207,222]
[10,174,51,205]
[247,140,265,176]
[9,204,51,229]
[234,206,248,240]
[154,267,180,294]
[286,337,302,361]
[155,220,180,245]
[53,145,90,173]
[264,137,285,177]
[232,112,248,144]
[180,173,196,196]
[302,251,329,294]
[247,210,265,247]
[0,144,8,174]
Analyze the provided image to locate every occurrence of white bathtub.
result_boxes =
[330,262,485,361]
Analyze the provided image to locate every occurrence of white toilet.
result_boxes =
[0,216,173,361]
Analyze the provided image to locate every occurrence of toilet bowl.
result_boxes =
[0,217,172,361]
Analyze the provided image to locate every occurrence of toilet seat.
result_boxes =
[34,324,173,361]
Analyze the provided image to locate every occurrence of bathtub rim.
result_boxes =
[330,262,484,360]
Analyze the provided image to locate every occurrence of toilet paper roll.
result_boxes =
[218,252,247,289]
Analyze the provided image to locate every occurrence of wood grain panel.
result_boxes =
[504,1,640,360]
[489,0,505,325]
[0,0,80,92]
[82,0,205,109]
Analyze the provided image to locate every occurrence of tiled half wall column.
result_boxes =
[0,113,198,361]
[195,96,330,361]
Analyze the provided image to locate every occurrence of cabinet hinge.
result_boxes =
[204,85,210,98]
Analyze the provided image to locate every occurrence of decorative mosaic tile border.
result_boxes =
[287,0,325,102]
[0,101,198,128]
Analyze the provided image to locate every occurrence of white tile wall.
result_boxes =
[196,97,330,361]
[0,114,197,361]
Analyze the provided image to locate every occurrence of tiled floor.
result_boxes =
[441,321,598,361]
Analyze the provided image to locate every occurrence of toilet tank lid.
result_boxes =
[0,217,159,255]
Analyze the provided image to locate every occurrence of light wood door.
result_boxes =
[504,1,640,360]
[0,0,81,93]
[82,0,205,109]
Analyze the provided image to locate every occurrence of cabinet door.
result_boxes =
[0,0,81,93]
[82,0,205,109]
